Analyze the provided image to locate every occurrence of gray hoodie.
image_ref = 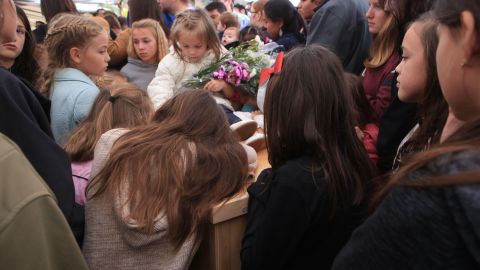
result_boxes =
[120,57,158,91]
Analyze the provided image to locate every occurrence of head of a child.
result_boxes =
[43,14,110,93]
[171,9,222,63]
[221,27,239,46]
[264,45,373,211]
[128,18,168,65]
[218,12,240,32]
[64,83,154,162]
[344,73,377,127]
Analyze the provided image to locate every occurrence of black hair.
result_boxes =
[205,2,227,13]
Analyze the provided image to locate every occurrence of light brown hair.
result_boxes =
[88,89,248,249]
[220,12,240,28]
[128,18,169,63]
[42,14,105,96]
[171,9,222,62]
[64,83,153,162]
[364,0,399,68]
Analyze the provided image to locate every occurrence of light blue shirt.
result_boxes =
[50,68,100,145]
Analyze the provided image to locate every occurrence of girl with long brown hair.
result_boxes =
[83,89,250,270]
[332,1,480,268]
[241,45,374,269]
[64,83,153,206]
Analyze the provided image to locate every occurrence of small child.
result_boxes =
[218,12,240,34]
[222,26,240,49]
[147,9,257,136]
[121,18,169,91]
[64,83,153,205]
[43,14,110,145]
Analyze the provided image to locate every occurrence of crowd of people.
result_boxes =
[0,0,479,269]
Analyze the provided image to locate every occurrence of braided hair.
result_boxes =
[42,14,104,96]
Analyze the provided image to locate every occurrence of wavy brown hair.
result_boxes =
[88,89,248,250]
[64,83,153,162]
[264,45,374,216]
[171,9,222,62]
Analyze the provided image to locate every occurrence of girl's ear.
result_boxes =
[69,47,82,65]
[460,11,479,58]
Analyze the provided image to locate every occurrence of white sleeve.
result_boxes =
[147,55,177,110]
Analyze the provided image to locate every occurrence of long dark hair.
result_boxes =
[128,0,170,36]
[395,14,448,166]
[89,89,248,250]
[40,0,78,23]
[374,0,480,204]
[263,0,307,37]
[10,6,42,89]
[264,45,374,215]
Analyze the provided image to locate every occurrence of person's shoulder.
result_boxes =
[273,157,326,189]
[0,134,54,228]
[425,150,480,176]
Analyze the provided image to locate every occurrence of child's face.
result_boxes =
[132,27,158,64]
[221,28,239,45]
[177,31,208,63]
[0,15,26,67]
[74,31,110,76]
[395,24,427,103]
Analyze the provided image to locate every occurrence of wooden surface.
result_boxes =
[190,149,269,270]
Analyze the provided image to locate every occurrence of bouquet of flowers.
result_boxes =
[183,37,277,97]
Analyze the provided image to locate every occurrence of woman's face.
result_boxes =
[396,23,427,103]
[249,5,264,28]
[0,0,17,44]
[436,14,480,121]
[366,0,388,34]
[0,14,26,67]
[264,17,282,40]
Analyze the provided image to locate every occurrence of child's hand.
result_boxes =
[204,80,228,93]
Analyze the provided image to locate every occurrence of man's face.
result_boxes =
[207,9,222,29]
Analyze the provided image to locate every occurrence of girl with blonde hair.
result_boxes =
[64,83,153,205]
[120,19,169,91]
[43,14,110,145]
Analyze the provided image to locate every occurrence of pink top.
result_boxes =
[362,123,380,167]
[72,160,93,205]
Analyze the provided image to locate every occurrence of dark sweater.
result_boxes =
[332,150,480,269]
[306,0,371,74]
[241,157,367,270]
[0,68,84,245]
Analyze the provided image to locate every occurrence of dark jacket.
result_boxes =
[0,68,84,245]
[241,157,367,270]
[275,32,305,52]
[332,150,480,269]
[306,0,371,74]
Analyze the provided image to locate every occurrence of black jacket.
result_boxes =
[332,150,480,269]
[0,68,84,244]
[241,157,367,270]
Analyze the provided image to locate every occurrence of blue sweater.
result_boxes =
[50,68,99,145]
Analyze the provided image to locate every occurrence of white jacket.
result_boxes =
[147,50,233,110]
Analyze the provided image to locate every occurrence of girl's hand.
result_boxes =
[204,80,228,93]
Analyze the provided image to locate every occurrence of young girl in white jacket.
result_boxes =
[147,9,257,136]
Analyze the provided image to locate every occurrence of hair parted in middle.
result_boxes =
[128,18,169,63]
[264,45,374,216]
[88,89,248,250]
[170,9,222,62]
[64,82,154,162]
[42,13,105,95]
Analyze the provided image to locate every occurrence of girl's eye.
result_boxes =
[16,28,26,35]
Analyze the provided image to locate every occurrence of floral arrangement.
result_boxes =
[183,37,277,97]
